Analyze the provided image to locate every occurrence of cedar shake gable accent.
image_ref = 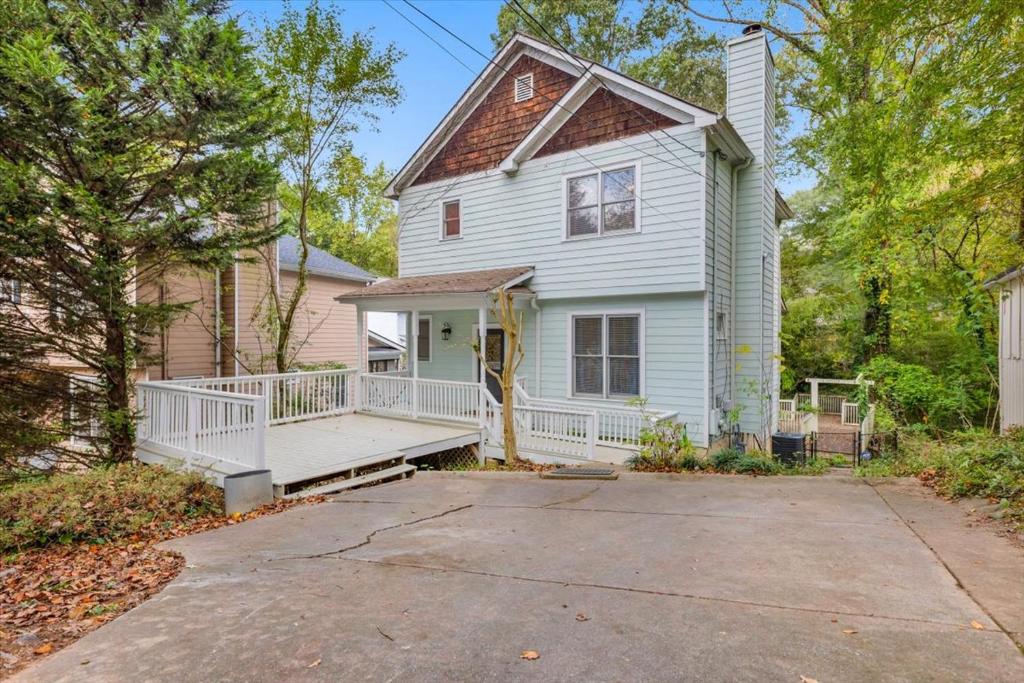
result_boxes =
[535,88,678,158]
[410,55,576,186]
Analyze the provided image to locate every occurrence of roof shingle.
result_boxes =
[335,266,533,299]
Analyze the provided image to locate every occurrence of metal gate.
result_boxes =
[808,431,899,466]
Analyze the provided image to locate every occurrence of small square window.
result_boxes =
[441,200,461,239]
[565,166,637,238]
[514,73,534,102]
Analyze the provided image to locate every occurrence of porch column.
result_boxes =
[410,311,419,379]
[355,307,365,410]
[478,305,487,426]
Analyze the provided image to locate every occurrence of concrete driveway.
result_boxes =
[16,472,1024,682]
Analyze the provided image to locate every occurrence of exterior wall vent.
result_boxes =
[514,73,534,103]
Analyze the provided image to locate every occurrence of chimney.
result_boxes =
[725,25,778,440]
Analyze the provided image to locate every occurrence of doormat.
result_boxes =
[539,467,618,480]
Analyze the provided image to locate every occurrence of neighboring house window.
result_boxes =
[514,73,534,102]
[572,313,641,398]
[417,317,431,362]
[441,200,461,240]
[0,279,20,304]
[565,166,637,238]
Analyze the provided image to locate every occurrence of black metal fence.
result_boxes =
[807,430,899,466]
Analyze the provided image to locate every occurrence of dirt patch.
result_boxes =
[0,496,325,679]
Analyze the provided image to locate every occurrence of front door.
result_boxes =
[480,328,505,403]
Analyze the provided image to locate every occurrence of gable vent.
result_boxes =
[514,73,534,103]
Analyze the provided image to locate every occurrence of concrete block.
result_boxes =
[224,469,273,516]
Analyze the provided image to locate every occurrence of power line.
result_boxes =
[507,0,708,175]
[400,0,704,179]
[393,0,704,230]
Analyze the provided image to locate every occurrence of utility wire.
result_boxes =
[506,0,707,176]
[394,0,703,230]
[400,0,704,179]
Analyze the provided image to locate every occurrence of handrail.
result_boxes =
[137,381,258,402]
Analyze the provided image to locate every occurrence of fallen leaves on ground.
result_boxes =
[0,495,325,679]
[575,613,590,622]
[841,629,858,635]
[520,650,540,660]
[970,620,985,630]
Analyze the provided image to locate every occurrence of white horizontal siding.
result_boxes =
[397,126,707,299]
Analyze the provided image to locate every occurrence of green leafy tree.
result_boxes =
[260,1,402,372]
[0,0,281,462]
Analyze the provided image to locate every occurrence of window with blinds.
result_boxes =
[572,314,641,398]
[417,317,431,362]
[566,166,637,238]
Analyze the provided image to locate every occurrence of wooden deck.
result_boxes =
[265,413,482,488]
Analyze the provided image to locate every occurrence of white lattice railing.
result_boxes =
[359,374,480,425]
[161,369,356,425]
[137,382,265,470]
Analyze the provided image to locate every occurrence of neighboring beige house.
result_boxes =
[145,235,375,380]
[4,235,375,382]
[986,266,1024,432]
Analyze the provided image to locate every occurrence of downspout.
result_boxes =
[233,259,240,377]
[531,295,541,395]
[214,270,222,377]
[730,155,753,420]
[709,151,718,436]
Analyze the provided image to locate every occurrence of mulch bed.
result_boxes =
[0,496,325,679]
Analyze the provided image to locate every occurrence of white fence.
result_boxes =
[513,405,596,459]
[359,374,481,425]
[842,401,860,425]
[161,369,356,425]
[137,382,265,471]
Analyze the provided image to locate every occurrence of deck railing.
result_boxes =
[513,384,675,449]
[841,401,860,425]
[161,369,356,425]
[513,404,596,459]
[137,382,265,470]
[359,374,481,425]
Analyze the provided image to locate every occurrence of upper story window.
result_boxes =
[513,73,534,102]
[0,278,21,304]
[440,199,461,240]
[565,165,638,239]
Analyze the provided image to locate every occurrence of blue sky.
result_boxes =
[231,1,814,195]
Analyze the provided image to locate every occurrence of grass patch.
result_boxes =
[857,428,1024,527]
[0,462,223,553]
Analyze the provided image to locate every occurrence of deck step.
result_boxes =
[286,464,416,499]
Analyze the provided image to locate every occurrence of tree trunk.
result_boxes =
[862,274,891,359]
[100,245,135,462]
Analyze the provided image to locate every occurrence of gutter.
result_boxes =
[214,270,222,377]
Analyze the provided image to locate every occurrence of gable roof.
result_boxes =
[984,265,1024,289]
[277,235,376,283]
[384,33,744,199]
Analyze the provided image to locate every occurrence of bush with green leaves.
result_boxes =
[859,356,979,431]
[710,448,781,475]
[625,399,700,472]
[859,429,1024,524]
[0,463,222,553]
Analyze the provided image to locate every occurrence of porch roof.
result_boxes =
[334,266,534,304]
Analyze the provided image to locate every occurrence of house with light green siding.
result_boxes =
[338,29,791,463]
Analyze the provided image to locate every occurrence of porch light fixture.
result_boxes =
[441,322,453,341]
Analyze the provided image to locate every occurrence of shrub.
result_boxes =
[626,398,700,472]
[858,429,1024,527]
[0,463,223,552]
[710,448,782,475]
[859,356,976,431]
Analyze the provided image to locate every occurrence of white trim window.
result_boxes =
[571,313,642,398]
[565,164,639,239]
[440,199,461,240]
[0,278,21,304]
[417,316,432,362]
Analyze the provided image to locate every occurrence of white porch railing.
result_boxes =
[842,401,860,425]
[513,404,596,459]
[512,384,675,449]
[137,382,265,471]
[161,369,356,425]
[359,374,481,425]
[778,407,814,434]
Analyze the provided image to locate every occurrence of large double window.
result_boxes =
[565,165,638,238]
[572,313,642,398]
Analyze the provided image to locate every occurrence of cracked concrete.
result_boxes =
[13,472,1024,682]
